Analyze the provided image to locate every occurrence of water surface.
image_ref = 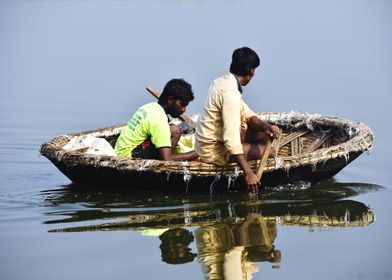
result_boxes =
[1,0,391,279]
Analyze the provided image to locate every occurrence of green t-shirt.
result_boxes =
[115,102,172,157]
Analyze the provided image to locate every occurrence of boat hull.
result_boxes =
[41,112,374,193]
[46,151,362,192]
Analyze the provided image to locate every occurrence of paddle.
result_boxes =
[146,85,161,100]
[255,127,282,182]
[255,138,273,181]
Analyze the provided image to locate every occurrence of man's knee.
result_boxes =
[246,143,276,160]
[244,129,269,143]
[170,125,181,150]
[269,147,276,158]
[170,125,181,137]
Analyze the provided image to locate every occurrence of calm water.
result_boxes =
[1,0,391,279]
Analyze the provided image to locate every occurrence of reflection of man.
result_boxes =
[159,228,197,265]
[194,213,281,279]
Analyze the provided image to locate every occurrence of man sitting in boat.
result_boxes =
[195,47,280,193]
[115,79,199,161]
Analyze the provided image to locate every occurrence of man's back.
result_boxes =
[115,102,171,157]
[195,73,256,166]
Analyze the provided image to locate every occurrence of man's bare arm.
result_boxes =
[247,116,280,138]
[231,154,260,194]
[159,147,199,161]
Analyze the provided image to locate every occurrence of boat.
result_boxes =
[40,112,374,192]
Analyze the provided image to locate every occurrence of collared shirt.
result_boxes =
[195,73,257,165]
[233,73,243,93]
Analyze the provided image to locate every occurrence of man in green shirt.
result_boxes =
[115,79,198,161]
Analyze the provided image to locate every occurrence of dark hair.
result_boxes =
[159,228,197,265]
[159,79,194,105]
[229,47,260,76]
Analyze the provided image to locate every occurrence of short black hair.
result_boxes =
[159,79,194,105]
[159,228,196,265]
[229,47,260,76]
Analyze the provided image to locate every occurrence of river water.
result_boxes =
[1,0,391,279]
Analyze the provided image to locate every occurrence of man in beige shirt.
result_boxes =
[195,47,280,194]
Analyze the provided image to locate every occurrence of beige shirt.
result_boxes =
[195,73,257,165]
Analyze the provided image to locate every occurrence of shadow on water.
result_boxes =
[40,180,381,277]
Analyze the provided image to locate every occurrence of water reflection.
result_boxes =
[41,181,378,278]
[194,212,281,279]
[159,228,197,265]
[42,181,378,230]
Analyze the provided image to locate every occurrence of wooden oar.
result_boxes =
[146,85,195,126]
[146,85,161,100]
[255,138,273,180]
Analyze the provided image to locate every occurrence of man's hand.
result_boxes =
[231,154,261,194]
[268,125,281,139]
[243,170,261,194]
[247,116,280,140]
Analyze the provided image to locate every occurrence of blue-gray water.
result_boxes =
[1,0,391,279]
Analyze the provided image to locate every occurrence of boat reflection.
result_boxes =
[41,180,378,278]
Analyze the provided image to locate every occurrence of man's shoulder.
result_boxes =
[145,103,168,127]
[137,102,165,117]
[139,101,160,111]
[212,73,237,92]
[213,73,233,83]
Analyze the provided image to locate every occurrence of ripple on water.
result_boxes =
[0,189,44,224]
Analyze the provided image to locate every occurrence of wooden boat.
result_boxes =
[40,112,374,192]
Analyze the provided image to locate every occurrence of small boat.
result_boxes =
[40,112,374,192]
